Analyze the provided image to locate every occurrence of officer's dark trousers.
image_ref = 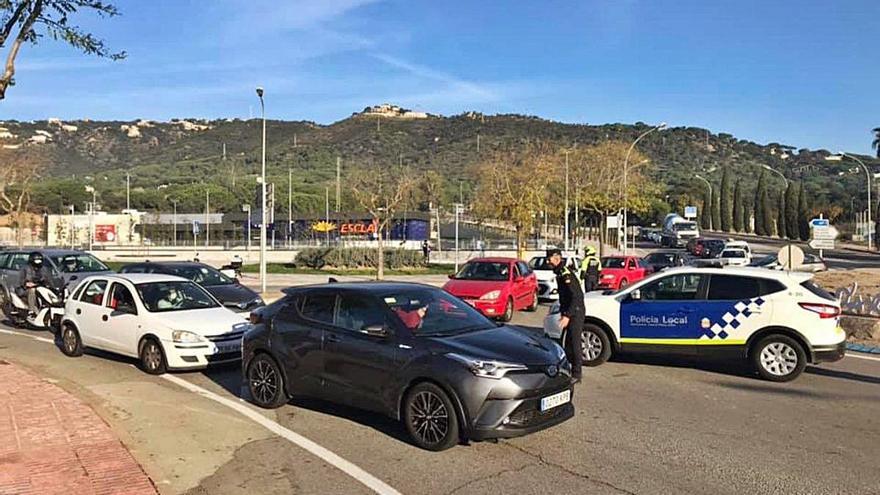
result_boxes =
[564,310,584,379]
[584,276,598,292]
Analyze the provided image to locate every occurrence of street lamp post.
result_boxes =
[564,150,569,252]
[827,153,872,249]
[172,200,178,247]
[761,164,788,187]
[256,87,267,294]
[694,175,712,230]
[84,185,96,251]
[623,122,666,254]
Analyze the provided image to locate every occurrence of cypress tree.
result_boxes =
[761,187,774,237]
[784,181,798,239]
[733,180,744,232]
[754,171,766,235]
[712,187,722,233]
[720,167,733,231]
[776,192,786,238]
[797,182,810,240]
[701,188,712,230]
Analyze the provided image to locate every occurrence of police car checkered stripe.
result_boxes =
[700,297,766,340]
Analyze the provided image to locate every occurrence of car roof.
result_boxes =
[466,257,519,263]
[5,248,91,256]
[86,273,189,284]
[125,261,206,268]
[281,281,437,295]
[660,265,811,282]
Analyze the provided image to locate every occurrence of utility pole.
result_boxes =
[205,189,210,247]
[325,187,330,246]
[476,133,480,154]
[335,156,341,211]
[564,150,570,251]
[288,169,292,248]
[256,86,267,295]
[126,173,131,211]
[293,133,297,148]
[172,200,178,247]
[454,203,462,272]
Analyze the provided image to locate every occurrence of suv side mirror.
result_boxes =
[629,289,641,301]
[361,324,390,338]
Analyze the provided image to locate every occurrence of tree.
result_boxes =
[873,127,880,158]
[0,147,44,245]
[472,143,557,259]
[347,162,416,280]
[1,0,126,100]
[720,167,733,231]
[776,192,786,238]
[711,185,721,233]
[701,187,712,230]
[797,182,810,241]
[733,180,744,232]
[761,187,774,238]
[784,181,798,239]
[753,170,766,235]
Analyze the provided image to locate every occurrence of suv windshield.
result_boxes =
[453,261,510,281]
[135,281,220,312]
[52,253,109,273]
[673,222,697,232]
[171,265,233,286]
[382,288,495,336]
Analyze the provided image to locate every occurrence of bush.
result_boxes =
[294,247,424,270]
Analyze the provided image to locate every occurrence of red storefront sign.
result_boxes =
[95,224,117,242]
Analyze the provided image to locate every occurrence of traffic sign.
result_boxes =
[809,239,835,250]
[684,206,697,219]
[811,225,838,240]
[810,218,830,228]
[777,245,805,271]
[192,220,200,235]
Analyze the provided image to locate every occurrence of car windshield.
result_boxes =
[52,253,110,273]
[135,281,220,312]
[602,257,626,269]
[453,261,510,281]
[171,265,233,286]
[673,222,697,231]
[647,253,674,264]
[382,288,495,336]
[528,257,572,271]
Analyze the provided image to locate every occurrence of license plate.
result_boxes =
[215,341,240,354]
[540,389,571,412]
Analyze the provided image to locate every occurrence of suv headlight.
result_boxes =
[446,353,528,379]
[479,290,501,301]
[172,330,204,343]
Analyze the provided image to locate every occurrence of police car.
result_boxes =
[544,266,845,382]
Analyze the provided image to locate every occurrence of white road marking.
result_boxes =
[846,352,880,362]
[162,374,402,495]
[0,325,402,495]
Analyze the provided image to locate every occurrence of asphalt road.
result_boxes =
[1,306,879,495]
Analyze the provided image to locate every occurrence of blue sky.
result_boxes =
[3,0,878,154]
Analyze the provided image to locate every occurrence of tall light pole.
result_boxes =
[694,175,712,230]
[623,122,666,253]
[172,200,178,247]
[761,164,788,186]
[126,172,131,211]
[288,168,292,247]
[205,189,210,247]
[84,185,96,251]
[256,87,267,294]
[827,152,872,249]
[564,150,570,251]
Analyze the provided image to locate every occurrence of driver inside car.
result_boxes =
[394,301,429,331]
[157,286,184,310]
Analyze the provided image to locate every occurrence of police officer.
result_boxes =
[580,246,602,292]
[547,248,583,382]
[20,252,50,318]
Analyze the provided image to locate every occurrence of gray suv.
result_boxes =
[0,249,114,300]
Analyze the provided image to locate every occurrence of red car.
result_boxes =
[442,257,538,321]
[598,255,652,290]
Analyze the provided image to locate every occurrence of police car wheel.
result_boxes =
[581,324,611,366]
[752,335,806,382]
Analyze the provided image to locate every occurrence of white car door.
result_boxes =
[74,279,111,349]
[102,282,141,356]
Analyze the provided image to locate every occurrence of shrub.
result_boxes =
[294,247,424,269]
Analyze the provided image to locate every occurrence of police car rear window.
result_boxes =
[707,275,785,300]
[800,280,836,302]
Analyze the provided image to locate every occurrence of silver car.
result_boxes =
[0,249,114,301]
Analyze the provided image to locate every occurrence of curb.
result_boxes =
[846,342,880,354]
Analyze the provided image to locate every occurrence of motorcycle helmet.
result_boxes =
[28,252,44,267]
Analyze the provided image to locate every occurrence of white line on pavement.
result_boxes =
[162,375,402,495]
[846,352,880,362]
[0,326,402,495]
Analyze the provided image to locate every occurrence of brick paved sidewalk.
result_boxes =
[0,360,157,495]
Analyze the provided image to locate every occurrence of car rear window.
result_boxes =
[800,280,836,302]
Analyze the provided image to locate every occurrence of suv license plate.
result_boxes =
[540,390,571,412]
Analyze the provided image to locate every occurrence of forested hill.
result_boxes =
[1,109,875,220]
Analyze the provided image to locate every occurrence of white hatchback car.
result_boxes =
[718,248,751,266]
[529,255,582,301]
[544,267,846,381]
[59,273,250,374]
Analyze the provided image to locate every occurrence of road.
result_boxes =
[1,305,879,495]
[693,232,880,270]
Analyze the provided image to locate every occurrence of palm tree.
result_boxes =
[873,127,880,158]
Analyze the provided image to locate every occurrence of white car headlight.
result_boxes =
[446,353,528,379]
[172,330,204,343]
[479,290,501,301]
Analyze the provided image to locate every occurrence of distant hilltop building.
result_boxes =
[358,103,429,119]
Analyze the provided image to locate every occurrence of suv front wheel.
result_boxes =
[751,334,807,382]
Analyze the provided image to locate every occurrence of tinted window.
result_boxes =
[336,295,386,332]
[0,253,9,269]
[52,253,109,273]
[299,294,337,324]
[7,253,28,270]
[801,280,836,301]
[80,280,108,305]
[383,288,494,335]
[516,261,532,276]
[646,253,674,264]
[121,265,148,274]
[170,265,234,286]
[708,275,760,300]
[640,274,704,301]
[107,283,137,313]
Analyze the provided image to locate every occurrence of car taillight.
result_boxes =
[798,302,840,319]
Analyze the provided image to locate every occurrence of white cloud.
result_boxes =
[370,53,496,100]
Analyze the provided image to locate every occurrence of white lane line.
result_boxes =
[0,326,402,495]
[161,375,402,495]
[846,352,880,362]
[0,328,55,344]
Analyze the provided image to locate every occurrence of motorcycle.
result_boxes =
[220,257,244,280]
[0,280,68,332]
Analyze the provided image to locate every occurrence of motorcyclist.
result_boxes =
[20,252,52,318]
[580,246,602,292]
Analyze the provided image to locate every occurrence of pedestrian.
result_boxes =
[546,248,583,382]
[477,238,485,256]
[421,239,431,263]
[580,246,602,292]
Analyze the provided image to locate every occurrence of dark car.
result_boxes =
[643,251,686,272]
[119,262,263,313]
[701,239,726,258]
[242,282,574,451]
